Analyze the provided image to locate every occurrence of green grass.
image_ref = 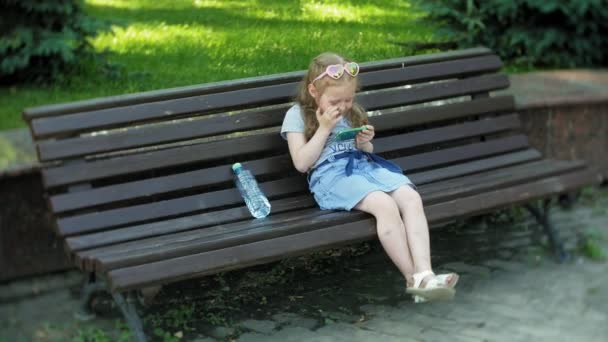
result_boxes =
[0,0,437,130]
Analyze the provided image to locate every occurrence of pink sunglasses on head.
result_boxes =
[311,62,360,84]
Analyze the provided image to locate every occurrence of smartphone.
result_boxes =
[335,126,367,141]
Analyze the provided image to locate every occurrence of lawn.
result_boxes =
[0,0,438,130]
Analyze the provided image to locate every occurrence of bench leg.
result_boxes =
[111,291,148,342]
[558,191,579,209]
[75,273,107,321]
[75,273,148,341]
[524,198,570,263]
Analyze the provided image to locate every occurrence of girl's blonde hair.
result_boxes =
[296,52,368,140]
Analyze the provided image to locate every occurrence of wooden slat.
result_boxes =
[410,149,542,185]
[67,195,316,253]
[64,149,541,253]
[23,47,494,121]
[57,176,307,236]
[50,155,291,213]
[357,54,502,90]
[37,73,509,162]
[41,95,514,187]
[106,168,600,292]
[358,74,509,111]
[373,113,520,153]
[30,54,502,140]
[395,135,529,170]
[32,82,300,140]
[36,105,289,160]
[56,135,530,236]
[84,209,361,271]
[50,113,521,213]
[372,95,514,132]
[426,169,601,222]
[42,132,285,188]
[84,159,587,272]
[106,219,375,292]
[421,159,588,204]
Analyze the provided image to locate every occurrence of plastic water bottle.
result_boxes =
[232,163,271,218]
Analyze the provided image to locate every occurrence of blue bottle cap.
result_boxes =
[232,163,242,172]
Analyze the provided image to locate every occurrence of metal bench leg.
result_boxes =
[111,291,148,342]
[75,273,107,321]
[75,274,148,341]
[524,198,571,263]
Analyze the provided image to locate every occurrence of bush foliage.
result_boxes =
[0,0,108,84]
[416,0,608,68]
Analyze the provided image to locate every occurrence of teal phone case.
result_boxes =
[335,126,366,141]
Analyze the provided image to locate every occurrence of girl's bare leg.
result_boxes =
[390,185,458,286]
[355,191,415,284]
[389,186,432,272]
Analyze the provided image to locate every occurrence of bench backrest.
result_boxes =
[23,47,533,259]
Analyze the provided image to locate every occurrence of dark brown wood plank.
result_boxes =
[23,47,494,122]
[67,195,316,254]
[37,73,509,162]
[357,54,502,90]
[55,135,530,236]
[85,159,585,272]
[372,113,520,153]
[392,134,530,171]
[410,149,542,185]
[50,154,292,213]
[63,149,540,253]
[358,74,509,111]
[56,176,308,236]
[421,159,587,204]
[105,219,375,292]
[426,168,601,222]
[37,105,290,161]
[49,113,521,213]
[85,158,583,271]
[371,95,515,132]
[85,208,361,271]
[30,54,502,140]
[42,132,286,188]
[32,81,300,141]
[106,167,600,292]
[41,95,515,188]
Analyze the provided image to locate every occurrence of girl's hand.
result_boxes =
[316,106,342,132]
[356,125,375,146]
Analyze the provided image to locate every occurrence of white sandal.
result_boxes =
[435,272,459,289]
[406,270,455,303]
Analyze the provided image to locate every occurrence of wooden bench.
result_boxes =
[22,47,601,341]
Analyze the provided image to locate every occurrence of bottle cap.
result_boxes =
[232,163,242,172]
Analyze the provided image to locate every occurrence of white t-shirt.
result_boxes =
[280,104,357,170]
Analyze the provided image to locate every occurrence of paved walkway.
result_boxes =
[1,187,607,341]
[238,255,608,342]
[235,191,608,342]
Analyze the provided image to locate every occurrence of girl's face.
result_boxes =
[310,81,356,116]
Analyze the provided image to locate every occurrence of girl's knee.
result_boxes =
[358,192,403,239]
[393,185,423,208]
[356,191,400,217]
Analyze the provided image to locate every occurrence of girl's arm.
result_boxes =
[286,126,331,173]
[287,106,342,173]
[358,141,373,153]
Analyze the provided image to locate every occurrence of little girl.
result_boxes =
[280,52,459,302]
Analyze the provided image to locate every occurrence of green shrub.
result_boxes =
[415,0,608,68]
[0,0,109,84]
